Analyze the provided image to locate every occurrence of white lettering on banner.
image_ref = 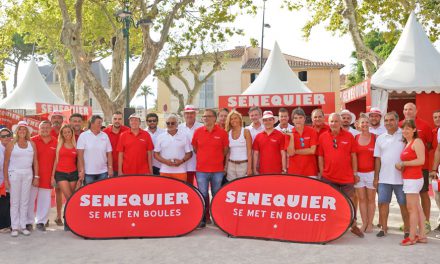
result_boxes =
[225,191,336,210]
[341,81,369,103]
[226,94,327,108]
[37,103,90,115]
[80,192,189,207]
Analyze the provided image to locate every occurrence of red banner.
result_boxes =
[211,175,354,244]
[219,93,334,108]
[35,102,92,117]
[340,79,370,104]
[0,108,40,135]
[65,175,204,239]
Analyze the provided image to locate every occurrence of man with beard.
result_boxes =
[103,111,129,176]
[341,109,360,136]
[69,113,84,141]
[145,113,165,175]
[368,107,386,135]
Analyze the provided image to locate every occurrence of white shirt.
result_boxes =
[275,123,294,133]
[246,123,264,142]
[369,125,386,136]
[146,127,165,168]
[374,128,405,185]
[0,144,5,184]
[178,122,203,171]
[154,130,192,173]
[77,130,112,174]
[229,128,248,161]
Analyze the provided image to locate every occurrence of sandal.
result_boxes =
[54,218,63,226]
[415,235,428,243]
[400,237,416,246]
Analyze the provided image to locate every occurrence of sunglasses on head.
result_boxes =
[0,134,12,138]
[166,122,177,126]
[332,139,338,149]
[299,137,305,148]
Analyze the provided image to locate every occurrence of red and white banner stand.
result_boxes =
[65,175,205,239]
[0,109,41,135]
[211,175,355,244]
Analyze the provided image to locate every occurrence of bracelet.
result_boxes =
[34,176,40,179]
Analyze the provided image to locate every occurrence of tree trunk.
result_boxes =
[13,59,20,89]
[144,95,147,110]
[74,72,88,106]
[55,52,74,104]
[110,32,124,100]
[1,81,6,98]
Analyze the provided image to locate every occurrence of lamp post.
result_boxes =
[115,0,152,108]
[260,0,270,71]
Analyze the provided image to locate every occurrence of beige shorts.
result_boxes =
[226,162,248,181]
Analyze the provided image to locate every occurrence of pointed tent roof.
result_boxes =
[0,60,67,110]
[371,12,440,93]
[242,42,312,95]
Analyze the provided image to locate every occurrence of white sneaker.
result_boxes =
[21,229,31,236]
[11,230,19,237]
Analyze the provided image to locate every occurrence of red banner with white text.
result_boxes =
[0,108,40,135]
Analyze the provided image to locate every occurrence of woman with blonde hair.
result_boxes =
[225,110,252,181]
[3,121,38,237]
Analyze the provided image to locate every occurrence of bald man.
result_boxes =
[399,102,433,233]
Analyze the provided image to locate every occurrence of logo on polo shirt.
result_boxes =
[214,136,221,139]
[50,147,56,150]
[341,141,349,145]
[139,139,146,142]
[270,139,277,143]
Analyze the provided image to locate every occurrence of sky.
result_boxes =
[5,0,440,109]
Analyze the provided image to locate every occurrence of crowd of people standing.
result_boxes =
[0,102,439,246]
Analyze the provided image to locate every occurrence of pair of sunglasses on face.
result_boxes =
[0,134,12,138]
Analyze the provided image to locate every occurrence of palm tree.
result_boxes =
[137,85,154,110]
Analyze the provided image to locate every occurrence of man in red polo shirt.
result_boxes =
[117,114,153,175]
[69,113,84,141]
[192,109,229,228]
[311,108,330,137]
[399,102,433,232]
[49,111,64,226]
[318,113,364,238]
[103,111,129,176]
[27,121,57,231]
[253,111,287,174]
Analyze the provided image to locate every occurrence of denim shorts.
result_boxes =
[378,183,406,205]
[55,171,79,183]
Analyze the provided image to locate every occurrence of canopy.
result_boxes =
[242,42,312,95]
[0,59,67,110]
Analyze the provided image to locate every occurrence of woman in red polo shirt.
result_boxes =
[395,120,426,246]
[354,116,376,233]
[287,107,318,177]
[52,125,79,208]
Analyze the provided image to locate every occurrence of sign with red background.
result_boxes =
[211,175,354,244]
[65,175,204,239]
[0,108,40,135]
[35,102,92,118]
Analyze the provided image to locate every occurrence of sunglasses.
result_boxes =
[0,134,12,138]
[299,137,305,148]
[333,139,338,149]
[147,120,158,123]
[166,122,177,126]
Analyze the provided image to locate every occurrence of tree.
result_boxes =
[137,85,154,110]
[283,0,440,78]
[4,33,35,89]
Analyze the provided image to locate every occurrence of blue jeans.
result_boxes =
[196,172,224,222]
[84,172,108,185]
[378,183,406,205]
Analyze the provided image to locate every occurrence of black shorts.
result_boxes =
[420,169,429,193]
[55,171,79,183]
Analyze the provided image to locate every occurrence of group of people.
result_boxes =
[0,102,439,246]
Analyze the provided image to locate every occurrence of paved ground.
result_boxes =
[1,198,439,264]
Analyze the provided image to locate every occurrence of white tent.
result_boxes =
[242,42,312,95]
[371,12,440,112]
[0,59,67,110]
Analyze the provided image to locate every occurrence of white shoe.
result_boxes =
[21,229,31,236]
[11,230,19,237]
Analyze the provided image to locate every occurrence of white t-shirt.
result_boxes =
[146,127,165,169]
[275,123,294,133]
[154,130,192,173]
[246,123,264,142]
[374,128,405,185]
[0,144,5,184]
[178,122,203,172]
[369,125,386,136]
[77,130,112,174]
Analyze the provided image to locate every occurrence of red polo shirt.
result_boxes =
[399,117,433,170]
[313,124,330,138]
[74,130,83,142]
[318,129,356,184]
[50,128,59,139]
[104,125,129,171]
[433,127,438,151]
[288,126,318,176]
[192,125,229,172]
[252,129,285,174]
[31,135,57,189]
[117,129,153,174]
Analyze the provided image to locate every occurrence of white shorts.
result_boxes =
[403,178,424,194]
[354,171,375,189]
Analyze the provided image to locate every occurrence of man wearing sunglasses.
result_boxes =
[318,113,364,238]
[0,128,13,231]
[154,115,192,181]
[146,113,165,175]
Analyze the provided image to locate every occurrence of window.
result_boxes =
[250,73,258,83]
[199,76,214,108]
[298,71,308,82]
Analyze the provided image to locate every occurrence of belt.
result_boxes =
[228,159,248,164]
